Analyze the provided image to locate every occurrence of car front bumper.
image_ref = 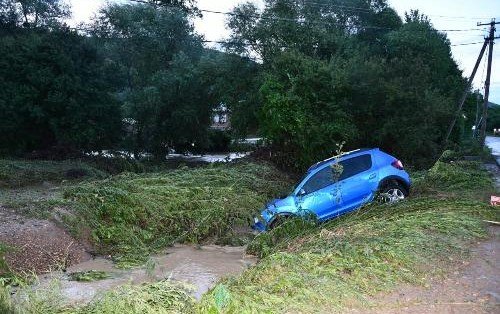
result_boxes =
[252,217,267,232]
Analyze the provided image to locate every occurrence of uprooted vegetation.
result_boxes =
[0,156,499,313]
[61,162,291,267]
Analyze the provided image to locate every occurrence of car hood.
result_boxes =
[266,195,295,211]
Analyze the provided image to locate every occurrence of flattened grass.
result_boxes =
[0,159,105,188]
[70,281,195,314]
[199,160,499,313]
[63,162,291,267]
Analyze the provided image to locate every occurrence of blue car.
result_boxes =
[253,148,411,231]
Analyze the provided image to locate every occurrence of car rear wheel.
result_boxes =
[377,182,407,204]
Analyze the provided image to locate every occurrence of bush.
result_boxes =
[206,130,231,152]
[412,159,493,200]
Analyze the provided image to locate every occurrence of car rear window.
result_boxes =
[339,154,372,180]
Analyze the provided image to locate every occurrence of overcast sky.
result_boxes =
[68,0,500,103]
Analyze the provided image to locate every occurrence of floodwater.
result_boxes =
[88,151,250,163]
[35,245,257,306]
[165,152,250,163]
[486,136,500,164]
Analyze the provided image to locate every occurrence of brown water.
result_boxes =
[35,244,257,305]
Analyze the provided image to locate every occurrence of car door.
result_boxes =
[295,165,341,220]
[337,154,378,214]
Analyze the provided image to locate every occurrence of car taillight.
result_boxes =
[391,159,404,170]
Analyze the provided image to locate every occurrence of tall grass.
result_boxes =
[2,158,498,313]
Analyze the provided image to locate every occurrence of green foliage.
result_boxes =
[204,52,263,137]
[259,52,358,170]
[0,27,122,156]
[413,160,493,199]
[73,281,195,314]
[0,285,14,314]
[92,3,217,157]
[206,130,231,153]
[201,198,495,312]
[0,159,106,188]
[226,1,465,170]
[0,0,70,28]
[86,156,145,175]
[486,104,500,131]
[247,216,316,258]
[68,271,110,282]
[63,162,291,266]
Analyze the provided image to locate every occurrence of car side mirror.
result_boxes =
[297,188,306,197]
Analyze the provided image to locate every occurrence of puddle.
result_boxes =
[34,245,257,306]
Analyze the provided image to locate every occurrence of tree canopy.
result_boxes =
[0,0,478,169]
[226,1,466,169]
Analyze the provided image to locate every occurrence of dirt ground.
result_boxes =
[0,206,90,274]
[358,162,500,314]
[362,225,499,314]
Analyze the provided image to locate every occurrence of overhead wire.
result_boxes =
[450,41,486,46]
[127,0,491,33]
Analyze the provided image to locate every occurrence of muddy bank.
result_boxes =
[364,226,500,314]
[0,206,90,274]
[35,244,257,306]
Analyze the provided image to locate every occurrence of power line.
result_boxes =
[127,0,490,33]
[451,41,486,46]
[440,28,487,32]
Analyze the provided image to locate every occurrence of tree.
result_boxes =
[259,51,357,169]
[0,28,122,156]
[0,0,70,28]
[91,3,216,157]
[226,0,400,62]
[226,2,465,169]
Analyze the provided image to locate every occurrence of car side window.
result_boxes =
[302,166,335,194]
[338,154,372,181]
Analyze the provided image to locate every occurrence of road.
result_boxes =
[485,136,500,165]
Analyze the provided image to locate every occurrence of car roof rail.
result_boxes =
[307,148,376,172]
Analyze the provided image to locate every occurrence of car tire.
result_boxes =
[269,215,291,230]
[377,181,408,204]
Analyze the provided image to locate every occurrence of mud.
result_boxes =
[35,244,257,305]
[364,226,499,313]
[0,206,91,274]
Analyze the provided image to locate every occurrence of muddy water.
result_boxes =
[36,245,257,305]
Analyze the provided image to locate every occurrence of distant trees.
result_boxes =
[0,2,121,156]
[0,0,70,28]
[0,0,477,168]
[90,3,217,157]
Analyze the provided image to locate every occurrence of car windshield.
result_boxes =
[291,173,309,194]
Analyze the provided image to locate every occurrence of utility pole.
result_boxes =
[479,19,499,146]
[444,40,488,144]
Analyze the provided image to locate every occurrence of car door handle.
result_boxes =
[368,173,377,180]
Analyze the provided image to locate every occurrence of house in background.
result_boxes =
[211,103,231,131]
